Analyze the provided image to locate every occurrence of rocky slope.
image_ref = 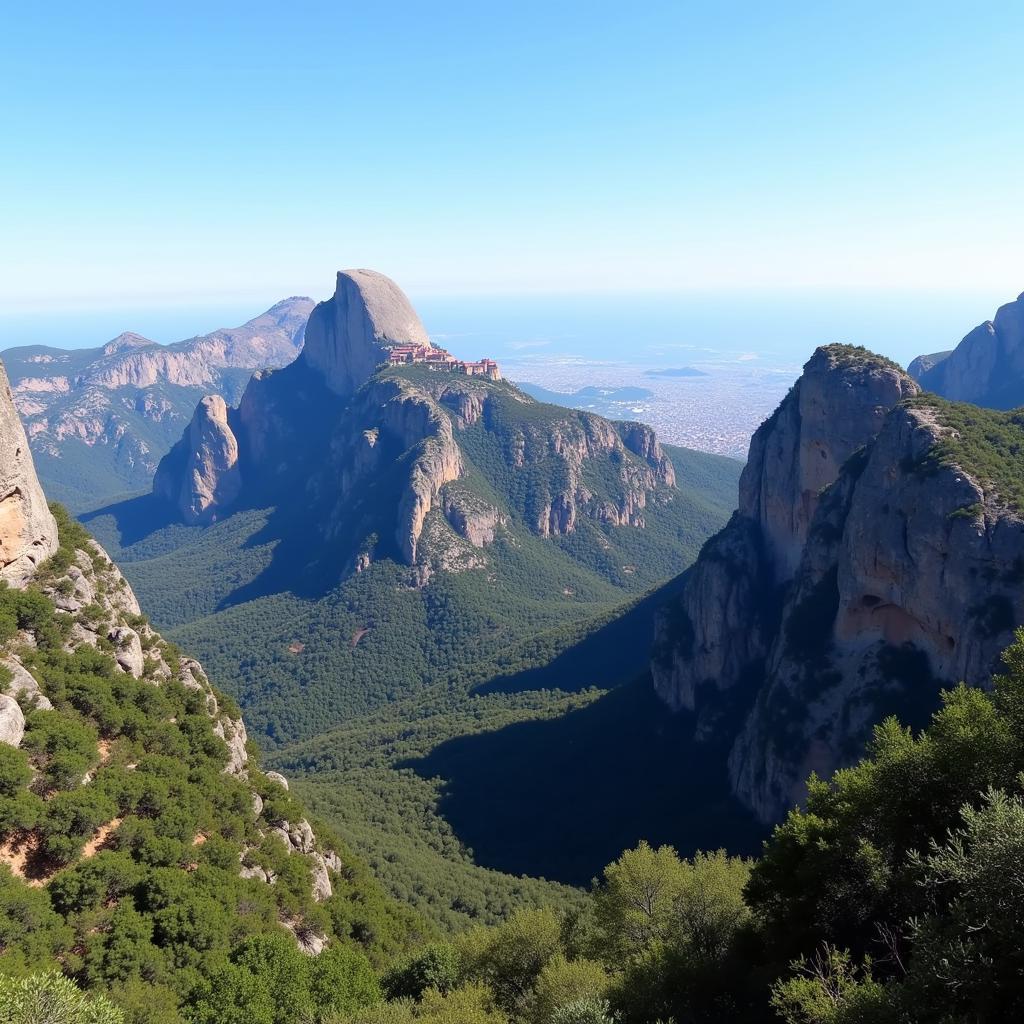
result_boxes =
[653,344,1024,823]
[0,362,58,584]
[909,291,1024,408]
[152,271,678,584]
[2,297,313,510]
[0,362,367,958]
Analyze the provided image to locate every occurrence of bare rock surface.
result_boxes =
[913,291,1024,408]
[302,269,432,397]
[0,694,25,747]
[0,361,57,583]
[153,395,241,524]
[653,344,1024,823]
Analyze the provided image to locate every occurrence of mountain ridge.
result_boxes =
[2,297,314,510]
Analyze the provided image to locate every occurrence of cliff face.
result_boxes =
[154,271,679,584]
[652,346,919,713]
[911,292,1024,408]
[0,362,57,583]
[301,269,432,397]
[153,394,241,524]
[653,345,1024,823]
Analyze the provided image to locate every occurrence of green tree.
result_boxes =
[592,842,685,956]
[529,955,608,1024]
[0,972,124,1024]
[770,946,893,1024]
[383,943,460,1000]
[457,907,562,1014]
[550,997,618,1024]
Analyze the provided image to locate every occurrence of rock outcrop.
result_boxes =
[153,395,241,524]
[653,346,919,713]
[911,291,1024,408]
[0,362,57,583]
[652,345,1024,823]
[907,350,952,380]
[302,269,432,397]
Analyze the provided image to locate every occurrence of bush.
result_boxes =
[0,971,123,1024]
[383,943,460,1000]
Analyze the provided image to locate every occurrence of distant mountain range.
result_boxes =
[1,297,313,510]
[908,290,1024,408]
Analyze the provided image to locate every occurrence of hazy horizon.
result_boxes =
[0,285,1013,372]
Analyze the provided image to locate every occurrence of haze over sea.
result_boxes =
[2,286,1007,459]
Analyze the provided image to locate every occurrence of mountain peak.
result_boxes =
[101,331,156,357]
[909,291,1024,408]
[301,269,432,396]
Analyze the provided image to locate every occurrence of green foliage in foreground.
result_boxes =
[13,625,1024,1022]
[0,509,424,1024]
[0,972,124,1024]
[332,628,1024,1023]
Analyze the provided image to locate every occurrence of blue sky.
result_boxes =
[3,1,1024,320]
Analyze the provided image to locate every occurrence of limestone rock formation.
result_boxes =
[0,362,57,583]
[302,269,432,397]
[907,350,952,380]
[0,694,25,747]
[4,297,312,508]
[650,345,1024,823]
[911,291,1024,408]
[153,395,241,524]
[155,270,679,587]
[653,345,919,713]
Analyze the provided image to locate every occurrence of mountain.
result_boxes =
[81,269,743,909]
[0,357,423,1019]
[908,291,1024,407]
[653,343,1024,823]
[2,297,314,512]
[906,349,952,379]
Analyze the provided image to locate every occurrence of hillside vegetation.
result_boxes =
[0,508,425,1024]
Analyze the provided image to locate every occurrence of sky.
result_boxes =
[2,1,1024,335]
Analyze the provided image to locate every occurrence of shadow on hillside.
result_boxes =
[402,675,767,886]
[81,493,181,547]
[474,574,688,696]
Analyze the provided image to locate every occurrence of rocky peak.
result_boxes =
[739,344,918,584]
[101,332,156,357]
[653,343,1024,824]
[301,269,432,396]
[0,361,57,583]
[153,394,241,524]
[912,291,1024,408]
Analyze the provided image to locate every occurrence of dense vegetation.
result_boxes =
[907,394,1024,512]
[0,508,426,1024]
[18,629,1024,1021]
[78,432,743,920]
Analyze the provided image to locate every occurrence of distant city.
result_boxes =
[510,356,799,460]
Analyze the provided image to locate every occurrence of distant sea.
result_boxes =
[0,287,1010,369]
